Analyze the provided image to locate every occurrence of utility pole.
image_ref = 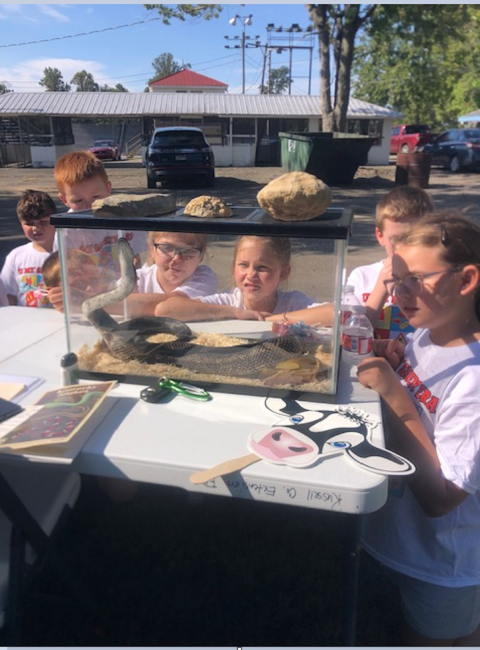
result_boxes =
[224,14,259,94]
[265,23,315,95]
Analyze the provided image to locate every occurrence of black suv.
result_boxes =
[145,127,215,189]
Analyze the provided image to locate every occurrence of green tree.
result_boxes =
[144,4,222,24]
[144,5,221,88]
[148,52,191,86]
[99,83,129,92]
[39,67,70,92]
[71,70,99,92]
[0,82,13,94]
[306,4,378,132]
[438,6,480,121]
[259,66,292,95]
[352,5,470,128]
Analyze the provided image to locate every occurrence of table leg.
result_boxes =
[342,514,362,646]
[0,473,52,554]
[0,471,95,643]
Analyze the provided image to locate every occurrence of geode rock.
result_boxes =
[184,195,233,218]
[92,193,176,217]
[256,171,332,221]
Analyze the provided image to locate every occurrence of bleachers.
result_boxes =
[72,120,143,155]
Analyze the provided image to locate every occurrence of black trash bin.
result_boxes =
[279,132,376,186]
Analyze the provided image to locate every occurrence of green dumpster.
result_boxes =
[279,132,376,186]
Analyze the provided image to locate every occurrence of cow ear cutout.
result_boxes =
[346,445,415,475]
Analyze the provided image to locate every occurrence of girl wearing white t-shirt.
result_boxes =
[135,230,217,300]
[155,235,322,321]
[357,213,480,645]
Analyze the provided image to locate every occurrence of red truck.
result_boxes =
[390,124,436,155]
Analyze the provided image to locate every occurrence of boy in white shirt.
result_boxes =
[346,185,434,342]
[0,190,57,308]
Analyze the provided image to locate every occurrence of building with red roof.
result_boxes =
[148,69,228,94]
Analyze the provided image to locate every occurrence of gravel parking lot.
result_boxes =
[1,159,479,274]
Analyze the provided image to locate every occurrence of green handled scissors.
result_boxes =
[140,377,211,403]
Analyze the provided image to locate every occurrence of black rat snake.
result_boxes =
[81,238,309,377]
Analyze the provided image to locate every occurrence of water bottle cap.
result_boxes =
[351,304,366,313]
[61,352,78,367]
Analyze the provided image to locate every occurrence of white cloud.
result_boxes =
[1,5,22,13]
[38,5,70,23]
[0,4,22,20]
[0,58,109,92]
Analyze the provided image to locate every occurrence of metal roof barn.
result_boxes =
[0,92,400,120]
[0,92,401,168]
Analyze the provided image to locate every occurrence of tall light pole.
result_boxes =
[227,14,252,94]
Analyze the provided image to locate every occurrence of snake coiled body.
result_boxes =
[82,238,308,377]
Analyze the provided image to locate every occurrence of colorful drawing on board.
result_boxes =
[0,382,115,448]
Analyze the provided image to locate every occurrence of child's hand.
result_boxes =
[364,257,393,326]
[378,257,393,284]
[357,356,398,396]
[47,286,64,313]
[384,338,405,369]
[372,338,405,369]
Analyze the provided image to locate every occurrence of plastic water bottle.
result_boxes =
[341,284,361,326]
[61,352,79,386]
[341,305,374,365]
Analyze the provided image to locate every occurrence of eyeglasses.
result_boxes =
[153,243,202,260]
[384,267,463,296]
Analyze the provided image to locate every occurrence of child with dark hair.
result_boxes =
[0,190,57,307]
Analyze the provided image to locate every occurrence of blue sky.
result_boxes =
[0,3,319,95]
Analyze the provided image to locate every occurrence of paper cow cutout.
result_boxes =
[248,426,320,467]
[189,397,415,484]
[190,426,320,484]
[264,396,415,476]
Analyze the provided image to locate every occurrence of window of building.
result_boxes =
[232,118,255,144]
[52,117,74,146]
[347,119,383,146]
[203,116,228,146]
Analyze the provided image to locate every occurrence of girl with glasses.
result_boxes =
[135,230,217,301]
[358,212,480,646]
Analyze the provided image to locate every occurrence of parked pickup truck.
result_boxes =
[390,124,436,155]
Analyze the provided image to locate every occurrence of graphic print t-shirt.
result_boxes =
[347,260,414,342]
[0,241,57,308]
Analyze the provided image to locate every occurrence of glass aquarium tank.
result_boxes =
[51,204,352,398]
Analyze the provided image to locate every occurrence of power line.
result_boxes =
[0,16,164,48]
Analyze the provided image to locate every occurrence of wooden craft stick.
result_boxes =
[190,452,260,484]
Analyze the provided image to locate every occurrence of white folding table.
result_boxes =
[0,306,390,644]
